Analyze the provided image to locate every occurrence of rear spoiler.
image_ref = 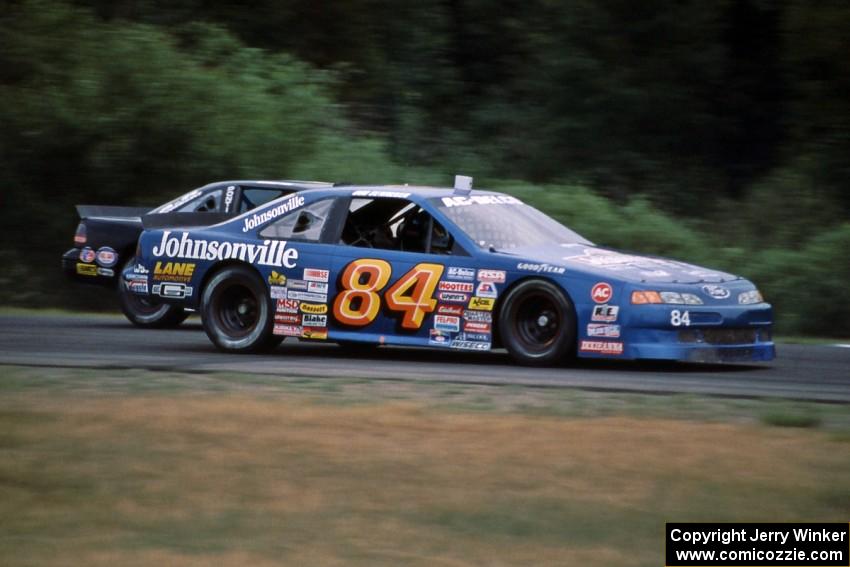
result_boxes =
[141,212,231,230]
[76,205,152,219]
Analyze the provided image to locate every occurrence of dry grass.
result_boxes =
[1,391,849,567]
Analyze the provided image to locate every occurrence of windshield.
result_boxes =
[432,195,591,250]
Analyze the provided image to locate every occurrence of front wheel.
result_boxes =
[201,265,282,353]
[117,258,188,328]
[498,279,577,366]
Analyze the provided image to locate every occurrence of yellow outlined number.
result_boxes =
[333,259,392,326]
[386,263,444,329]
[333,260,444,329]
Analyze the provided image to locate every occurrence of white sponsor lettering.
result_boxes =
[476,269,505,283]
[441,195,522,207]
[587,324,621,338]
[516,262,565,275]
[151,230,299,268]
[241,195,305,232]
[352,190,411,199]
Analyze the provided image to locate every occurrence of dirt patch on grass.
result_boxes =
[1,393,848,566]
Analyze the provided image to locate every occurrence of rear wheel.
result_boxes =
[498,279,576,366]
[117,257,188,328]
[201,265,282,353]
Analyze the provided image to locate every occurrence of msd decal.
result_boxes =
[276,299,299,313]
[439,281,474,293]
[591,282,613,304]
[579,340,623,355]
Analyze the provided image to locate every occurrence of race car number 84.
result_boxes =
[670,309,690,327]
[333,260,444,329]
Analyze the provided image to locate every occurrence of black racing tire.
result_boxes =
[497,278,577,366]
[117,257,189,328]
[201,265,283,353]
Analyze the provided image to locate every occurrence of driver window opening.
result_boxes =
[340,198,459,255]
[258,198,334,241]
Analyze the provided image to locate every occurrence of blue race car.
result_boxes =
[123,182,775,365]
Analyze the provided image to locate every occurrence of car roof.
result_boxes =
[304,184,504,198]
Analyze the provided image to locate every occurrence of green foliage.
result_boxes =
[1,0,848,337]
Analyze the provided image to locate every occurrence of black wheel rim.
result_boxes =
[214,282,260,338]
[513,292,560,352]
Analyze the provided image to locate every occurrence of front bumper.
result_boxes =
[578,302,776,363]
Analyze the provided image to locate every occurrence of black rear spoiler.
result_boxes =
[141,212,231,230]
[76,205,152,219]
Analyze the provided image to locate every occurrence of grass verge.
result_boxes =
[0,365,848,567]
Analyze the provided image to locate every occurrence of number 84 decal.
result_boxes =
[670,309,690,327]
[333,259,445,330]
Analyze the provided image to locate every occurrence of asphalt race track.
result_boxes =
[1,313,848,402]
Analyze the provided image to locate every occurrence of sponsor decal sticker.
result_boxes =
[439,281,474,293]
[302,314,327,326]
[276,299,299,313]
[429,329,452,346]
[468,296,494,311]
[303,268,330,282]
[79,247,96,263]
[95,247,118,268]
[308,281,328,294]
[591,282,613,303]
[516,262,565,275]
[476,269,505,283]
[463,310,492,323]
[152,230,299,268]
[587,323,621,338]
[275,313,300,324]
[447,267,475,281]
[352,190,411,199]
[450,339,491,351]
[475,281,498,298]
[286,279,308,290]
[76,263,97,276]
[153,261,195,283]
[579,340,624,355]
[301,327,327,340]
[287,290,327,302]
[241,194,305,232]
[434,315,460,332]
[461,332,490,342]
[273,324,302,337]
[441,195,522,207]
[128,280,148,293]
[270,286,287,299]
[439,292,469,303]
[464,321,491,333]
[268,271,286,285]
[96,267,114,277]
[224,185,236,212]
[591,304,619,322]
[701,284,731,299]
[133,263,149,275]
[300,302,328,314]
[152,282,193,299]
[437,304,463,316]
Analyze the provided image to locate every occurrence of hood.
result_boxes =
[509,243,739,284]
